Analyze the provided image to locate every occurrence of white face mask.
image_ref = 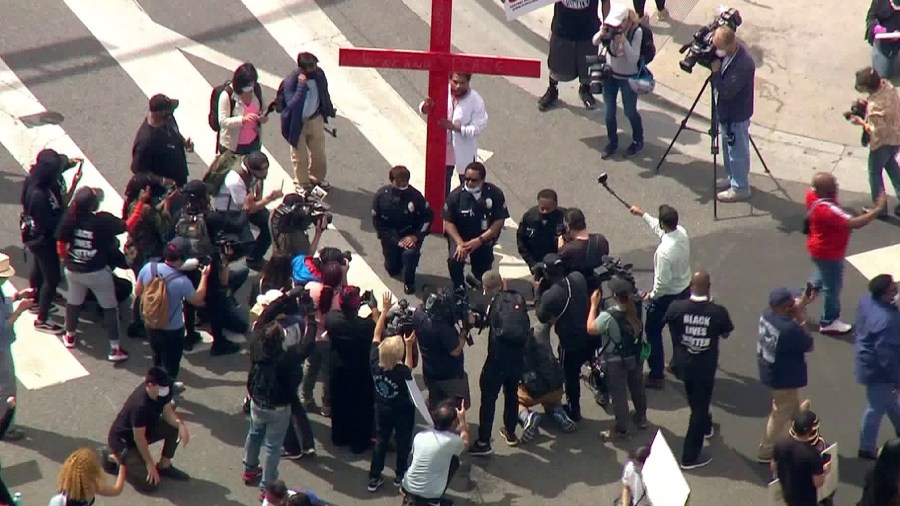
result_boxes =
[464,184,483,194]
[242,85,254,93]
[394,185,409,191]
[157,386,170,397]
[715,48,728,58]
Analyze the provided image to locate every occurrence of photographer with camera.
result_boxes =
[710,26,756,202]
[442,162,509,291]
[372,165,433,295]
[534,253,591,422]
[210,151,281,269]
[628,203,690,389]
[270,193,326,258]
[516,189,565,274]
[468,271,530,455]
[593,5,645,159]
[414,289,471,410]
[848,67,900,218]
[557,207,609,291]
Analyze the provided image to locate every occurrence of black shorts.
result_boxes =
[548,33,596,83]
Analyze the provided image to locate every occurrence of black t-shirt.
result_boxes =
[558,233,609,289]
[370,344,414,410]
[535,271,590,349]
[413,309,464,381]
[108,384,173,449]
[551,0,601,40]
[441,183,510,240]
[773,436,824,506]
[131,117,189,186]
[326,311,376,375]
[664,298,734,373]
[57,212,127,273]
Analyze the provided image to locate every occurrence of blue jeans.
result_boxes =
[721,120,751,191]
[809,258,844,325]
[872,42,899,79]
[602,77,643,149]
[243,401,291,489]
[860,383,900,452]
[645,287,690,379]
[868,144,900,215]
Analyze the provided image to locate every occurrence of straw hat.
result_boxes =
[0,253,15,278]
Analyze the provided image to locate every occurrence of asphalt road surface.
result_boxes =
[0,1,897,505]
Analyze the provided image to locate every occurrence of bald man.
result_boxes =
[805,173,885,335]
[710,26,756,203]
[664,270,734,469]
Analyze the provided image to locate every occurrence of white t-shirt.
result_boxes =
[621,461,651,506]
[213,169,260,211]
[401,429,464,499]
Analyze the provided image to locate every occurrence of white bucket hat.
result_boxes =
[0,253,15,278]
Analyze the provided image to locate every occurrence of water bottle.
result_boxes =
[12,492,21,505]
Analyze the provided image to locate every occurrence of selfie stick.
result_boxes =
[597,173,631,209]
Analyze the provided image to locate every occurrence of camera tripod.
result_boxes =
[654,76,770,218]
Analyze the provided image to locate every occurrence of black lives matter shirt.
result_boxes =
[56,212,127,273]
[370,344,414,411]
[664,296,734,374]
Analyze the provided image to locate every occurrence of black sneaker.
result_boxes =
[393,476,403,487]
[704,425,716,439]
[469,440,493,456]
[624,141,644,158]
[100,447,119,475]
[34,321,64,335]
[499,427,519,447]
[157,463,190,481]
[601,144,617,160]
[680,454,713,470]
[538,85,559,111]
[563,404,582,422]
[210,339,241,356]
[403,284,415,295]
[367,476,384,492]
[183,331,202,352]
[578,84,597,109]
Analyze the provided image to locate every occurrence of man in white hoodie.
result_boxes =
[420,73,489,196]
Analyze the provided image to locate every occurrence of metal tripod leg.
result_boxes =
[655,78,711,174]
[749,135,771,174]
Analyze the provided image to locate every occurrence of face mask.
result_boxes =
[157,386,170,397]
[465,184,482,193]
[715,48,728,58]
[394,185,409,191]
[242,85,254,93]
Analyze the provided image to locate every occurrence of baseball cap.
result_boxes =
[149,94,179,113]
[609,277,633,298]
[164,237,191,260]
[768,287,799,307]
[145,366,173,387]
[604,4,628,26]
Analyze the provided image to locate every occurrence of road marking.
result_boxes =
[847,245,900,281]
[66,0,394,301]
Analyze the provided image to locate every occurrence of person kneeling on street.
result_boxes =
[517,321,577,444]
[104,367,190,492]
[401,399,470,506]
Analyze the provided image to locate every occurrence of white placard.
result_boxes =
[641,431,691,506]
[767,443,839,506]
[876,32,900,40]
[406,378,434,427]
[503,0,558,21]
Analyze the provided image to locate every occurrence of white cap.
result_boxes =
[604,4,628,26]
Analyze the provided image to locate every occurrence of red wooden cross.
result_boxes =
[339,0,541,233]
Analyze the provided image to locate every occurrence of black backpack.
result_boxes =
[274,78,287,114]
[208,80,264,132]
[489,290,531,347]
[173,212,214,259]
[629,22,657,64]
[607,308,643,358]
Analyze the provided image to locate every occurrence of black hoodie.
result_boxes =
[21,149,66,247]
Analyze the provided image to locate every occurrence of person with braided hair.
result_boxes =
[49,447,126,506]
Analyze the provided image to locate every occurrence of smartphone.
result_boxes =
[455,396,465,410]
[804,282,815,299]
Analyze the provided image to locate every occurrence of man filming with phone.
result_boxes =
[401,399,470,506]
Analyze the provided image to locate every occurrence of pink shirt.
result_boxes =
[237,99,260,146]
[307,282,342,342]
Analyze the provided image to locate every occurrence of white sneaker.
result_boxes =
[716,178,731,191]
[819,320,852,335]
[717,188,752,202]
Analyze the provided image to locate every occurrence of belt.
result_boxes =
[250,398,289,411]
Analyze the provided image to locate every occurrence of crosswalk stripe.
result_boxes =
[847,245,900,281]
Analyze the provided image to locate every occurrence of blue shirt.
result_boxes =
[0,292,15,347]
[757,309,813,389]
[302,79,320,119]
[137,262,196,330]
[711,42,755,123]
[855,295,900,385]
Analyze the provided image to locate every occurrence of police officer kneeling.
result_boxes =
[372,165,433,295]
[442,162,509,291]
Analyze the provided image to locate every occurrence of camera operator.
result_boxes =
[594,6,645,159]
[442,162,509,291]
[372,165,433,295]
[537,0,602,111]
[211,151,281,270]
[710,26,756,202]
[469,271,530,455]
[534,253,591,422]
[557,207,609,290]
[517,189,565,273]
[414,289,471,409]
[664,271,734,470]
[270,193,326,258]
[848,67,900,218]
[629,203,691,390]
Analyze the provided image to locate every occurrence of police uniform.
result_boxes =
[516,205,566,269]
[442,183,509,289]
[371,185,433,289]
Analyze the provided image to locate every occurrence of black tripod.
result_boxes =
[655,76,770,218]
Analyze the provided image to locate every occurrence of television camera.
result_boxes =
[424,287,488,346]
[271,184,334,235]
[678,8,742,73]
[382,297,416,336]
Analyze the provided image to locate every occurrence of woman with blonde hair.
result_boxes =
[368,292,418,493]
[49,447,126,505]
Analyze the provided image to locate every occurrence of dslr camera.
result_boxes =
[678,8,742,73]
[844,100,870,147]
[271,185,334,235]
[586,47,613,95]
[384,297,416,336]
